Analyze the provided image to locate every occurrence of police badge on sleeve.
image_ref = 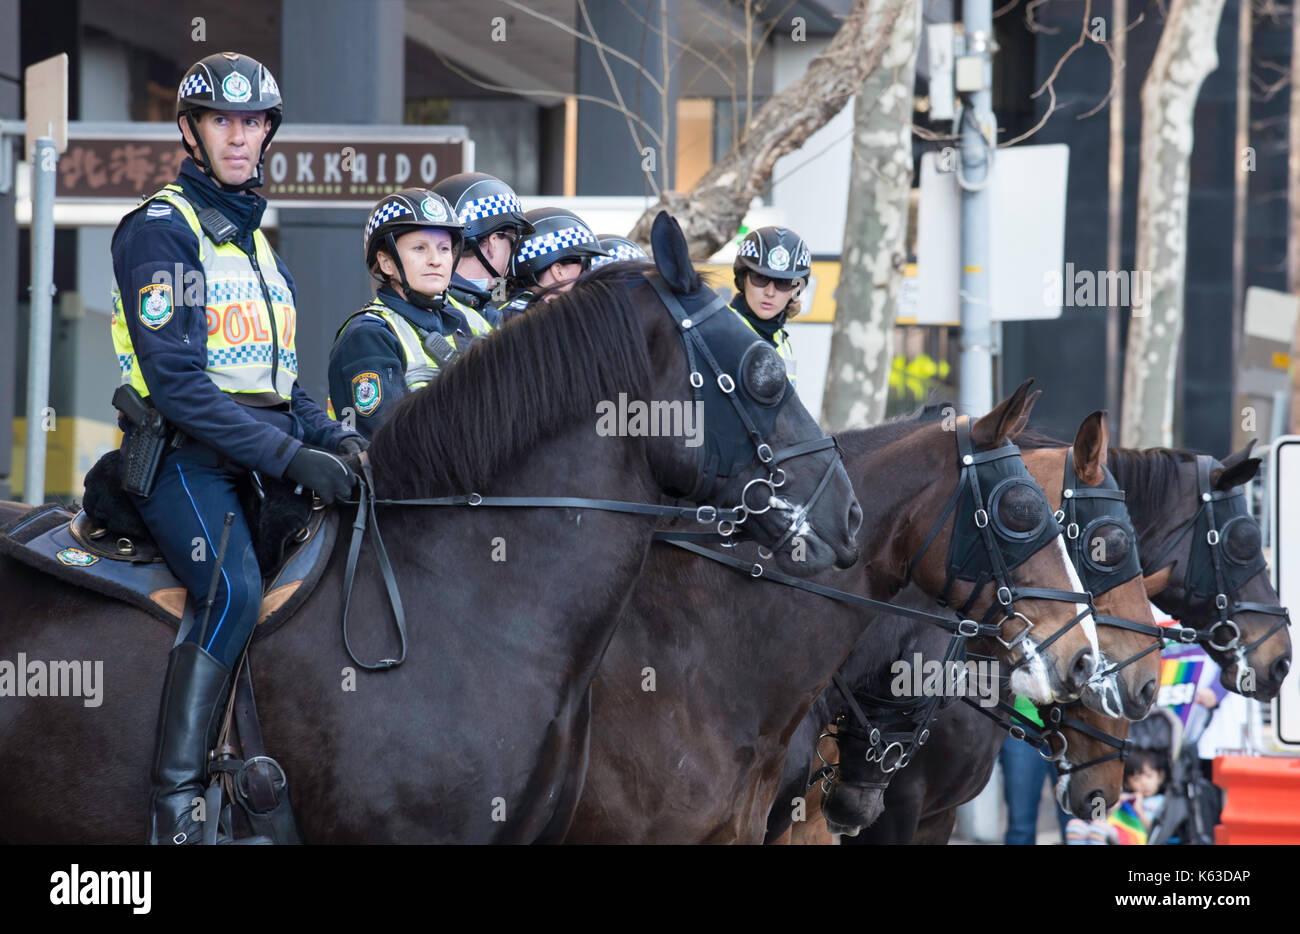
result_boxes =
[351,372,382,416]
[138,282,174,330]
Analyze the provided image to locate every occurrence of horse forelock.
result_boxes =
[1104,447,1199,541]
[368,268,657,497]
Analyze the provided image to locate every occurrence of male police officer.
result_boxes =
[110,52,360,844]
[431,172,533,326]
[495,206,607,321]
[589,234,649,269]
[328,188,493,438]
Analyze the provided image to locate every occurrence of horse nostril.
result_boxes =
[1272,656,1291,684]
[1139,678,1157,707]
[1069,649,1095,692]
[847,500,863,537]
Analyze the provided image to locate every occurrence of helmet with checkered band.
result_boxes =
[509,207,609,286]
[176,52,283,192]
[432,173,535,277]
[732,226,811,290]
[589,235,649,270]
[363,189,465,307]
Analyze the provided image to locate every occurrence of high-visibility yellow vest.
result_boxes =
[729,302,797,385]
[110,184,297,405]
[326,293,493,419]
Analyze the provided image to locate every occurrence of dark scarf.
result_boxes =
[730,292,788,344]
[175,158,267,254]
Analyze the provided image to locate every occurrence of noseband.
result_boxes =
[1141,455,1290,682]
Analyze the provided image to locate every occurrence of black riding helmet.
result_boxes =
[732,226,811,292]
[432,172,535,280]
[176,52,283,193]
[363,189,466,310]
[509,207,609,287]
[589,234,650,269]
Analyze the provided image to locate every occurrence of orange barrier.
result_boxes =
[1213,755,1300,844]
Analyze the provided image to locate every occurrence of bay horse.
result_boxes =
[771,410,1157,841]
[0,212,861,843]
[824,436,1289,843]
[566,382,1101,843]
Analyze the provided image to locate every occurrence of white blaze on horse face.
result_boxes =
[1054,536,1099,662]
[1085,657,1125,719]
[1009,640,1053,703]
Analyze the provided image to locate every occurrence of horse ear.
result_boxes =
[1007,390,1042,440]
[970,378,1035,448]
[1211,453,1262,490]
[1219,439,1259,471]
[1144,564,1175,598]
[1072,410,1108,486]
[651,211,697,294]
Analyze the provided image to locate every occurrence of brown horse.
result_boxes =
[0,217,862,844]
[567,382,1101,843]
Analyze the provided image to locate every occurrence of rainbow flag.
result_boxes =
[1157,655,1204,726]
[1108,800,1148,845]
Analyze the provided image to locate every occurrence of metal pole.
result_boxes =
[958,2,997,417]
[24,135,56,506]
[1105,0,1128,420]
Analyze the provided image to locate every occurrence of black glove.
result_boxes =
[337,434,369,455]
[284,447,356,504]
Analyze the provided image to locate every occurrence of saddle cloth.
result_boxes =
[0,503,338,637]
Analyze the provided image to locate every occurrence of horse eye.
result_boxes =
[1087,523,1132,567]
[995,484,1043,534]
[739,342,786,406]
[1223,517,1261,564]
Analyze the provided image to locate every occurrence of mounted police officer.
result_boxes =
[430,172,534,326]
[109,52,361,844]
[589,234,649,270]
[495,206,608,321]
[327,188,493,437]
[730,226,810,385]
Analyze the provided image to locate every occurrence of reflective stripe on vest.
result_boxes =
[729,302,797,385]
[110,184,297,402]
[339,293,493,393]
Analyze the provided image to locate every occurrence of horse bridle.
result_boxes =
[335,271,842,670]
[1140,455,1290,686]
[906,417,1093,671]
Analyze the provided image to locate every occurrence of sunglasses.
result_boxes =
[747,272,800,292]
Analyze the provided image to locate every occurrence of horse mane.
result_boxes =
[1105,447,1200,538]
[834,401,951,459]
[368,263,657,497]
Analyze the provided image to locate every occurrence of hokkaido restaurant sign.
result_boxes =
[53,128,468,206]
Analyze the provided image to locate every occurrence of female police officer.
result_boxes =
[109,52,360,844]
[327,188,494,437]
[729,226,810,385]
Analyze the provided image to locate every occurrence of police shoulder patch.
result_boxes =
[57,548,99,567]
[138,282,174,330]
[351,371,382,416]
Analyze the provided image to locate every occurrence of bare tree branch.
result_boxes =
[1025,0,1062,34]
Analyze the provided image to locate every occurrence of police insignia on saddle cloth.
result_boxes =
[111,182,299,403]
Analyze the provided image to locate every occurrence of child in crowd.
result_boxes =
[1065,749,1166,845]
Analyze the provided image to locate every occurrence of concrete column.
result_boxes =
[278,0,405,403]
[574,0,677,196]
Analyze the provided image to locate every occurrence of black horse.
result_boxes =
[818,439,1290,844]
[567,382,1101,843]
[0,213,860,844]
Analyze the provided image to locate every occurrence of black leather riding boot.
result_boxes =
[147,642,232,845]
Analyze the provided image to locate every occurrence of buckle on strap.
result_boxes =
[695,505,717,523]
[996,612,1034,649]
[957,619,981,638]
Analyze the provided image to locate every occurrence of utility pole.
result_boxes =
[1106,0,1128,420]
[957,0,998,416]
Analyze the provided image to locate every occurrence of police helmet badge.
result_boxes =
[138,282,174,330]
[767,245,791,271]
[421,197,448,222]
[222,71,252,104]
[351,371,382,416]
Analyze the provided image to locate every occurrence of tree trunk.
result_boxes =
[1120,0,1228,448]
[628,0,906,259]
[820,0,922,430]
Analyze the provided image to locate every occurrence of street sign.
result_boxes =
[915,143,1069,324]
[24,54,68,156]
[1269,435,1300,746]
